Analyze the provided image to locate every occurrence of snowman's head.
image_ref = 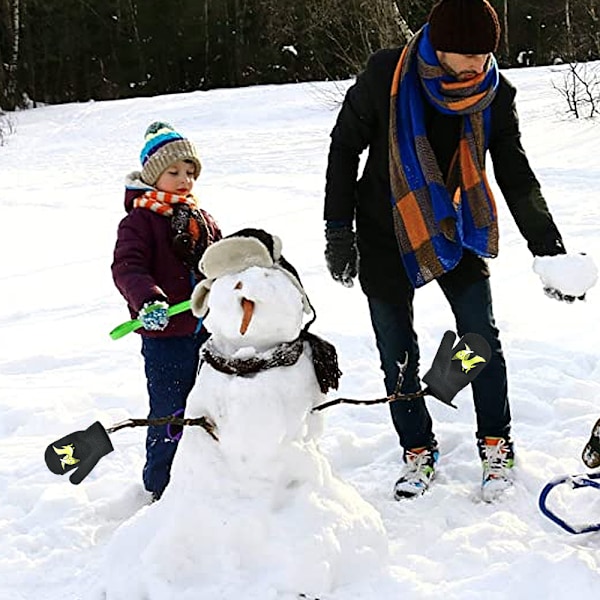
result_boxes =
[191,229,314,351]
[202,265,304,351]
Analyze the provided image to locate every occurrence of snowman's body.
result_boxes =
[103,264,388,600]
[187,266,325,478]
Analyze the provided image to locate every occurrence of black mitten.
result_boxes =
[422,331,491,407]
[45,421,114,484]
[325,226,358,287]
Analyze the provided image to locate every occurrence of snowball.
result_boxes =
[533,253,598,297]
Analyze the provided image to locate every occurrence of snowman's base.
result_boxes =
[101,430,388,600]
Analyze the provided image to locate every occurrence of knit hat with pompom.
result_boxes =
[140,121,202,186]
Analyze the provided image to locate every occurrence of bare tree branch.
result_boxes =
[552,62,600,119]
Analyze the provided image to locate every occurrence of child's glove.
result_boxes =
[533,253,598,303]
[422,331,491,407]
[138,300,170,330]
[325,225,358,287]
[44,421,114,484]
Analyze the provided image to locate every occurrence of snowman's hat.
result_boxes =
[191,228,313,318]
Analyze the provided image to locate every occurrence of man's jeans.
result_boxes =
[141,331,208,496]
[368,277,510,451]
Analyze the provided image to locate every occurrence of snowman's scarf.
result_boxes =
[201,331,341,394]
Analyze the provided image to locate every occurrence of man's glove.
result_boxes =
[325,225,358,287]
[422,331,491,407]
[533,253,598,303]
[138,300,170,330]
[45,421,114,484]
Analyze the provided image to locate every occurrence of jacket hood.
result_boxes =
[124,171,154,213]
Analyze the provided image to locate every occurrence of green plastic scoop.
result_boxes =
[109,300,192,340]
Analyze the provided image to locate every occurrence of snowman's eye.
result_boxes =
[234,281,243,290]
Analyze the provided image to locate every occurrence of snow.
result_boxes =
[533,253,598,297]
[1,62,600,599]
[102,260,388,599]
[282,45,299,57]
[199,266,305,351]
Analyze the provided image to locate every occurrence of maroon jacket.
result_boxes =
[112,190,221,338]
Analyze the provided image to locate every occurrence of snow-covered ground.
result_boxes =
[1,62,599,599]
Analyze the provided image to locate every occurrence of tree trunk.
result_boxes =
[204,0,210,87]
[127,0,146,82]
[391,0,414,43]
[502,0,510,62]
[588,0,600,58]
[565,0,574,59]
[0,0,5,108]
[5,0,20,109]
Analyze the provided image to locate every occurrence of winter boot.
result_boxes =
[582,418,600,469]
[478,436,515,502]
[393,444,439,500]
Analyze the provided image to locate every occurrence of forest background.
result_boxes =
[1,0,599,109]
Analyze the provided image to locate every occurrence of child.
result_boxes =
[112,121,222,500]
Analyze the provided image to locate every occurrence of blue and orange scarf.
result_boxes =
[389,24,500,288]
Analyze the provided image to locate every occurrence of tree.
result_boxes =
[553,61,600,119]
[501,0,510,64]
[565,0,574,59]
[3,0,600,105]
[0,0,20,109]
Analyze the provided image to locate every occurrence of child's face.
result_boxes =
[155,160,196,195]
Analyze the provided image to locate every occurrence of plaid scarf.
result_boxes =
[133,189,198,215]
[389,24,500,288]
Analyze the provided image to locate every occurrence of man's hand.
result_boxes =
[533,253,598,303]
[325,225,358,288]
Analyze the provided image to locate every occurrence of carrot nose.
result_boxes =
[240,298,255,335]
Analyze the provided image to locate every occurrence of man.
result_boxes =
[324,0,596,501]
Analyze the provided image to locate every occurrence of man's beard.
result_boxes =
[439,56,489,81]
[439,59,479,81]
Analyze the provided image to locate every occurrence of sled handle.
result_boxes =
[538,473,600,534]
[109,300,192,340]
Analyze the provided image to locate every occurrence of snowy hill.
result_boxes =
[1,63,599,599]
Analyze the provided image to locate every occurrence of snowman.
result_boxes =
[102,229,388,600]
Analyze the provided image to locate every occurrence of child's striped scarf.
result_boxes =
[133,189,211,276]
[133,189,198,215]
[389,24,500,288]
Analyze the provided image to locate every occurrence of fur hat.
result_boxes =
[190,228,313,318]
[140,121,202,186]
[428,0,500,55]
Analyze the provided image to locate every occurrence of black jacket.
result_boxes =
[324,48,565,303]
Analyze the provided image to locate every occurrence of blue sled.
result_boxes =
[539,472,600,534]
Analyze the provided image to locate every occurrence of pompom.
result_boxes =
[144,121,174,138]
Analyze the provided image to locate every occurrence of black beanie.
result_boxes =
[428,0,501,54]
